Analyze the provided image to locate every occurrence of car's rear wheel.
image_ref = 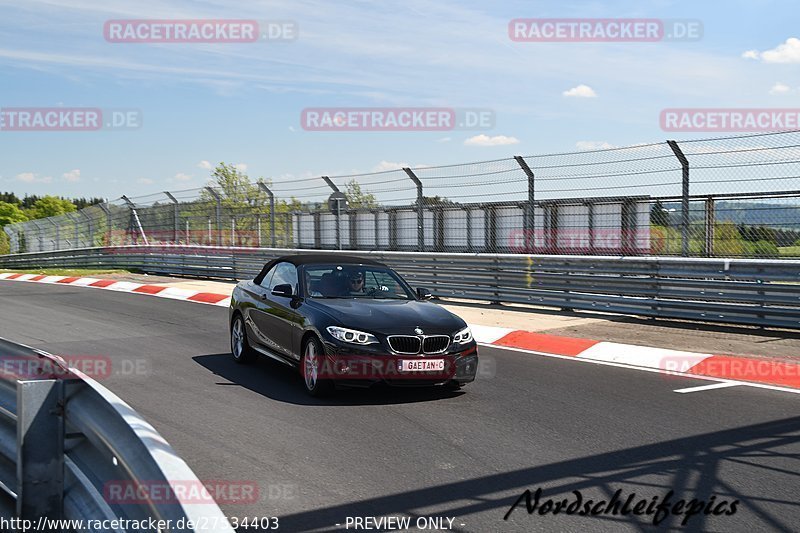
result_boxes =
[231,315,256,364]
[301,336,333,397]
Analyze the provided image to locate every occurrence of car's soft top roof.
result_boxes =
[253,254,386,284]
[277,254,385,267]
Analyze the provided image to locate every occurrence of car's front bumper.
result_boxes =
[318,341,478,387]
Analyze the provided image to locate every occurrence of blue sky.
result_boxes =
[0,0,798,200]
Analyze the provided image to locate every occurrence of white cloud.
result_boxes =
[576,141,616,150]
[174,173,192,182]
[372,160,409,172]
[137,177,155,185]
[15,172,51,183]
[437,137,452,143]
[234,163,248,172]
[563,84,597,98]
[742,38,800,63]
[197,160,213,170]
[62,168,81,182]
[769,82,792,95]
[463,134,520,147]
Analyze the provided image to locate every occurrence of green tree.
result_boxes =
[27,196,77,219]
[650,200,670,227]
[0,201,28,226]
[714,221,745,257]
[345,179,378,209]
[0,230,8,255]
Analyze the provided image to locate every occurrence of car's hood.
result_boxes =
[308,298,465,335]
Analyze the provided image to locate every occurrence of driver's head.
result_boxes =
[347,268,364,291]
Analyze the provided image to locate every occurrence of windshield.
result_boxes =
[302,264,413,300]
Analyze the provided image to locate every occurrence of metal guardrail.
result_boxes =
[0,337,235,532]
[1,246,799,329]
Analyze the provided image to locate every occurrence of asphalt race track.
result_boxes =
[1,280,799,532]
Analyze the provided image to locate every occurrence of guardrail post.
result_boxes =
[204,187,222,246]
[164,191,179,244]
[403,168,425,252]
[705,196,715,257]
[667,140,690,257]
[257,181,276,248]
[514,156,535,247]
[17,379,64,521]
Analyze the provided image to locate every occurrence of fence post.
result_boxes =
[465,206,472,253]
[667,140,690,257]
[67,212,80,248]
[121,195,149,246]
[403,168,425,252]
[705,196,715,257]
[164,191,179,244]
[30,220,44,252]
[204,187,222,246]
[514,156,535,247]
[80,210,94,248]
[17,379,64,521]
[98,203,112,246]
[257,181,276,248]
[321,177,342,250]
[49,218,60,251]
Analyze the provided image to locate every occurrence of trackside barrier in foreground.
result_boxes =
[0,338,235,532]
[1,246,799,329]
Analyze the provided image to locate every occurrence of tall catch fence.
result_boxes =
[5,131,800,258]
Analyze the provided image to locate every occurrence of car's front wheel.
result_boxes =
[301,336,333,397]
[231,314,256,364]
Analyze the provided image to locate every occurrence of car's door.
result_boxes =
[242,264,278,352]
[252,262,304,361]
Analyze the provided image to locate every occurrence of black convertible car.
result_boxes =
[229,254,478,396]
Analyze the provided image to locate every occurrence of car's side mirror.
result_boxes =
[271,284,293,298]
[416,287,432,300]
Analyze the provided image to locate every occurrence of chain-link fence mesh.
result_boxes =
[5,131,800,258]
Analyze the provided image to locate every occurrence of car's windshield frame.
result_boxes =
[299,263,416,300]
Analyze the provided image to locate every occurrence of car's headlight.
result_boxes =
[326,326,379,345]
[453,326,473,344]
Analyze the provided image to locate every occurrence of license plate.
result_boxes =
[398,359,445,372]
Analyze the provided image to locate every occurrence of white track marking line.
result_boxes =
[40,276,67,283]
[70,277,101,287]
[470,324,515,344]
[578,342,713,369]
[479,342,800,396]
[673,382,742,394]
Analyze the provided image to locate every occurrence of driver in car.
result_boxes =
[342,267,388,296]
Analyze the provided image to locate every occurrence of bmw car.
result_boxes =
[229,254,479,396]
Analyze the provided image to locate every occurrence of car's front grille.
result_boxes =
[388,335,421,353]
[388,335,451,354]
[388,336,422,354]
[422,336,450,354]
